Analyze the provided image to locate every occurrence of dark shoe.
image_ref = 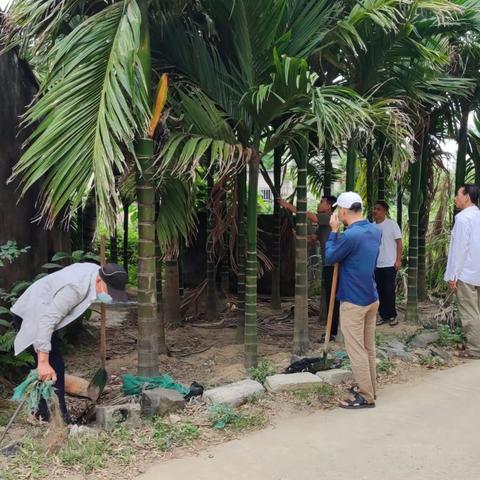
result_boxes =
[376,318,386,326]
[389,317,399,327]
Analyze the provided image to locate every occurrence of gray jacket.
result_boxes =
[12,263,100,355]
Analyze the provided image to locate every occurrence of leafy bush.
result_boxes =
[437,325,465,347]
[377,358,395,374]
[247,359,276,384]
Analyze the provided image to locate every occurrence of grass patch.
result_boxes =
[377,358,395,374]
[0,399,15,427]
[437,325,465,347]
[58,436,111,472]
[208,404,267,431]
[247,359,276,384]
[419,355,444,368]
[11,438,50,480]
[292,384,337,405]
[152,419,199,451]
[375,331,386,347]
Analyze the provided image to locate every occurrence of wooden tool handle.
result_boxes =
[100,235,106,369]
[323,263,339,352]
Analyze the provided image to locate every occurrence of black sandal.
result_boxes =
[348,386,376,400]
[389,318,399,327]
[339,393,375,409]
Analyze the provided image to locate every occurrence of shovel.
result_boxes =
[319,262,339,370]
[87,235,108,402]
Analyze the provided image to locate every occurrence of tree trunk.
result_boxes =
[366,144,374,221]
[405,129,426,323]
[417,141,430,302]
[82,189,97,251]
[178,243,184,297]
[122,201,129,274]
[378,159,386,202]
[271,147,282,311]
[293,141,309,355]
[468,141,480,186]
[135,1,158,376]
[206,167,218,321]
[236,167,247,343]
[396,184,403,230]
[110,224,118,263]
[324,145,332,196]
[155,231,168,355]
[346,141,356,191]
[164,258,181,327]
[244,151,260,367]
[455,102,470,193]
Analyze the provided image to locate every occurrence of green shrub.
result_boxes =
[247,359,276,384]
[437,325,465,347]
[152,419,199,451]
[208,404,267,431]
[377,358,394,374]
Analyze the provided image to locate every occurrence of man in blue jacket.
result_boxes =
[326,192,381,409]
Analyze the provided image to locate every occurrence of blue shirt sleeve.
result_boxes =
[325,231,354,265]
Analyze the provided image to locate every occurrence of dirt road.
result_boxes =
[139,361,480,480]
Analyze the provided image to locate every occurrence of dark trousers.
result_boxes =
[323,265,340,336]
[375,267,397,320]
[12,314,69,423]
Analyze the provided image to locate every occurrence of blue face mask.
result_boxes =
[97,292,113,304]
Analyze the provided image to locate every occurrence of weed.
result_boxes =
[12,438,49,479]
[419,355,443,368]
[377,358,395,374]
[292,384,337,405]
[247,359,276,384]
[375,331,386,347]
[152,419,199,451]
[58,436,111,472]
[437,325,465,347]
[208,404,267,431]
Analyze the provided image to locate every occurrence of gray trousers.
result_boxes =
[457,281,480,354]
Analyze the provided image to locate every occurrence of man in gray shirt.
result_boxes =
[11,262,128,422]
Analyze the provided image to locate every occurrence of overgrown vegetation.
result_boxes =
[248,359,276,384]
[208,404,267,431]
[292,384,337,405]
[152,419,199,451]
[377,358,395,375]
[437,325,466,347]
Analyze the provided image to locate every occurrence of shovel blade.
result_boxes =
[87,368,108,402]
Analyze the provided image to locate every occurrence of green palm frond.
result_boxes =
[8,1,149,230]
[156,87,244,178]
[156,176,198,256]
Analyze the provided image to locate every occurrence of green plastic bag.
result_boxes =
[122,373,189,396]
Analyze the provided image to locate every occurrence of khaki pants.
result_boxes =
[340,300,379,404]
[457,281,480,355]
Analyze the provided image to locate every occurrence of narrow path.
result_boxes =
[139,361,480,480]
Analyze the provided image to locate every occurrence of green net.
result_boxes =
[12,369,54,414]
[122,373,189,396]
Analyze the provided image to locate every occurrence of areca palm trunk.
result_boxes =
[455,101,470,193]
[396,184,403,230]
[164,257,181,327]
[206,167,218,321]
[271,147,282,311]
[366,145,374,220]
[244,151,260,367]
[405,129,426,323]
[417,145,430,302]
[135,1,158,376]
[236,167,246,343]
[155,233,168,354]
[293,142,309,355]
[110,224,118,263]
[122,201,129,273]
[346,141,356,191]
[324,146,332,196]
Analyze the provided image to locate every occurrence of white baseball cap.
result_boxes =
[333,192,363,209]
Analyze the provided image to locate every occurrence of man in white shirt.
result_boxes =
[444,184,480,358]
[373,201,402,327]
